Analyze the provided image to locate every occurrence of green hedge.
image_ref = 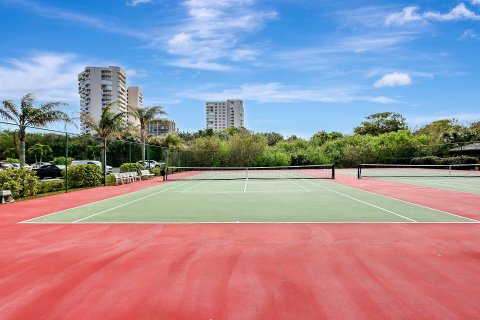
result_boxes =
[64,164,103,188]
[411,156,478,165]
[119,163,143,174]
[150,167,167,176]
[0,168,38,197]
[52,157,73,165]
[38,180,64,193]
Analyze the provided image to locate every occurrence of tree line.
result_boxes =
[2,95,480,168]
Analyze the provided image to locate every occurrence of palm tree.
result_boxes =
[0,93,71,166]
[28,143,52,163]
[81,102,129,175]
[129,106,167,164]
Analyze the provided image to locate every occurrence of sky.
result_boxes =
[0,0,479,138]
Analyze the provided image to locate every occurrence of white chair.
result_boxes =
[132,172,141,181]
[112,173,124,185]
[120,172,133,183]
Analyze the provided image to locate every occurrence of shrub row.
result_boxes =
[64,164,103,189]
[119,163,143,174]
[0,168,38,197]
[38,180,64,194]
[411,156,478,165]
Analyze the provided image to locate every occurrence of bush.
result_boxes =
[52,157,73,165]
[255,149,290,166]
[6,158,19,163]
[38,180,64,193]
[105,174,116,185]
[119,162,143,174]
[0,167,38,197]
[411,156,478,165]
[439,156,478,165]
[150,167,165,176]
[64,164,103,188]
[410,156,443,165]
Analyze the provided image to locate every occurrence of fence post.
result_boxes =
[129,141,132,163]
[103,138,107,186]
[65,132,69,193]
[166,148,169,167]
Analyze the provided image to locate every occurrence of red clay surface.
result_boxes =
[1,176,480,319]
[334,173,480,221]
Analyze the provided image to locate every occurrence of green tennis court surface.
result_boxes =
[348,164,480,195]
[25,177,475,223]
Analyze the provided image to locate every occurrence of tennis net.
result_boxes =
[166,165,335,180]
[358,163,480,178]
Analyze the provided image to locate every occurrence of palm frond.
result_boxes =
[0,100,20,123]
[20,93,35,115]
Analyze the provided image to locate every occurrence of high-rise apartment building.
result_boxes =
[205,99,244,132]
[78,66,129,134]
[146,119,176,136]
[127,86,142,126]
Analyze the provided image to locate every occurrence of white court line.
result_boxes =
[244,172,249,192]
[173,190,315,194]
[286,177,312,192]
[180,179,209,193]
[282,172,312,192]
[72,181,192,223]
[20,180,192,223]
[300,179,417,222]
[386,177,480,194]
[328,179,479,222]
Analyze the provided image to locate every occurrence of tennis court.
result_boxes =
[356,164,480,195]
[24,165,477,223]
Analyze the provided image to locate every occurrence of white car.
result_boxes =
[71,160,113,174]
[137,160,165,169]
[32,162,51,169]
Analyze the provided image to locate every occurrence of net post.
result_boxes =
[357,164,361,179]
[332,165,335,179]
[65,132,69,193]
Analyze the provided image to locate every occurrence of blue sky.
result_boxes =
[0,0,479,137]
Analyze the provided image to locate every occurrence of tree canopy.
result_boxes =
[354,112,408,136]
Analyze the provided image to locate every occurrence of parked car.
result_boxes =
[0,162,14,170]
[32,162,51,169]
[137,160,166,169]
[71,160,113,174]
[35,164,65,179]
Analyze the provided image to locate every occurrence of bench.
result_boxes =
[1,190,15,204]
[140,170,155,180]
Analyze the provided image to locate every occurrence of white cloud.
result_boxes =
[155,0,276,70]
[127,0,153,6]
[0,52,89,102]
[471,0,480,5]
[125,68,147,78]
[425,3,480,21]
[385,6,424,26]
[179,82,396,104]
[168,59,233,71]
[374,72,412,88]
[231,49,259,62]
[460,29,480,40]
[386,3,480,26]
